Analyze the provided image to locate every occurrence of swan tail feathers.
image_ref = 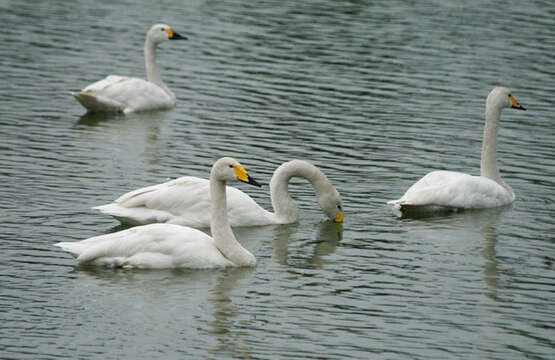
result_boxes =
[93,203,169,225]
[54,242,84,258]
[73,91,125,112]
[387,198,403,209]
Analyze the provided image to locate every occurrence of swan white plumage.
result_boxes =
[55,157,261,269]
[388,87,526,214]
[73,24,186,114]
[93,159,344,227]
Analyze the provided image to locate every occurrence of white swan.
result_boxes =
[93,159,344,227]
[55,157,261,269]
[388,87,526,214]
[73,24,186,114]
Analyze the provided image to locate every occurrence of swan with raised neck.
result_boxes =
[73,24,186,113]
[388,86,526,213]
[209,157,259,265]
[143,24,184,103]
[480,86,523,196]
[55,157,261,268]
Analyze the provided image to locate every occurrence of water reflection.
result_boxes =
[310,221,343,268]
[207,267,255,358]
[476,206,511,301]
[271,221,343,268]
[75,111,127,126]
[70,263,218,286]
[3,0,553,357]
[71,109,177,179]
[401,206,511,300]
[74,109,175,127]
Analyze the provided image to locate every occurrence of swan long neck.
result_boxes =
[480,102,502,183]
[269,160,331,222]
[480,97,514,199]
[210,171,253,266]
[144,38,175,101]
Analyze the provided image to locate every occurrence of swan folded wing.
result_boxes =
[100,177,213,226]
[79,76,173,113]
[111,78,174,112]
[81,75,129,92]
[225,186,276,226]
[74,76,131,112]
[73,91,125,112]
[394,171,512,208]
[100,176,273,227]
[133,177,211,212]
[56,224,231,268]
[113,176,206,207]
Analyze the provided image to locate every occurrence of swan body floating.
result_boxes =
[94,159,344,227]
[388,87,526,214]
[73,24,186,114]
[55,157,261,269]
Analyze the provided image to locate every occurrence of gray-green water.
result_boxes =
[1,1,554,359]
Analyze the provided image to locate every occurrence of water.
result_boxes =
[1,0,554,359]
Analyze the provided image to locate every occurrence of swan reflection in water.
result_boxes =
[271,220,343,268]
[399,205,512,300]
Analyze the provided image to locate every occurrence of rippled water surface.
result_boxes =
[1,1,554,359]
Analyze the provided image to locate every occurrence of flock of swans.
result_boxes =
[58,24,527,269]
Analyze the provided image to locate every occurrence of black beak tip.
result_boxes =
[171,32,187,40]
[248,175,262,187]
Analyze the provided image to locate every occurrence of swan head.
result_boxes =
[147,24,187,45]
[318,187,344,223]
[212,157,261,187]
[487,87,526,111]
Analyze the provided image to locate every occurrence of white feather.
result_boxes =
[56,157,258,269]
[73,24,185,114]
[389,87,525,213]
[94,160,344,227]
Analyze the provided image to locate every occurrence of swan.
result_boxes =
[388,87,526,214]
[73,24,186,114]
[55,157,261,269]
[93,159,344,227]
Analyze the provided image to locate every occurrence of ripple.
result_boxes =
[1,1,554,359]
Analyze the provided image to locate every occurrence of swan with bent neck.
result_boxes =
[55,157,261,269]
[73,24,186,114]
[388,87,526,214]
[94,159,344,228]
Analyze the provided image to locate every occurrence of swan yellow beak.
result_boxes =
[165,29,187,40]
[234,166,262,187]
[509,94,526,110]
[334,211,344,223]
